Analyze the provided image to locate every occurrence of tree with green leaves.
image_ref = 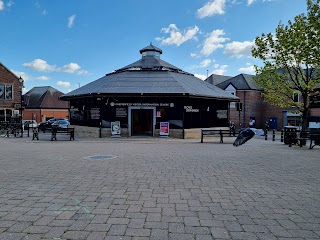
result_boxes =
[252,0,320,130]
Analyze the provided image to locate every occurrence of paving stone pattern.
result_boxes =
[0,135,319,239]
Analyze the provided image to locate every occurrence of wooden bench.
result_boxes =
[51,127,75,141]
[201,128,238,143]
[288,130,320,149]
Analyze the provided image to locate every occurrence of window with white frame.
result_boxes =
[0,84,13,100]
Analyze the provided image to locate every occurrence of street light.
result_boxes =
[19,76,24,138]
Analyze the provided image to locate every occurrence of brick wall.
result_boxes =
[310,108,320,116]
[0,64,23,111]
[230,90,264,129]
[23,109,69,123]
[229,90,285,130]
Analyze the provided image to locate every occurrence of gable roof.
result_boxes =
[205,74,232,85]
[23,86,68,109]
[0,62,21,81]
[216,73,262,90]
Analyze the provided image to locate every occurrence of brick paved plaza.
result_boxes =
[0,135,319,239]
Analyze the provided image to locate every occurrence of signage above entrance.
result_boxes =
[184,106,199,112]
[109,102,174,107]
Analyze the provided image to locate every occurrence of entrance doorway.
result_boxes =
[131,109,153,136]
[269,117,278,130]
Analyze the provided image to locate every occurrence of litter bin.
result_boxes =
[284,126,298,144]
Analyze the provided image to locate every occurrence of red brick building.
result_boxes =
[206,74,285,130]
[23,86,69,123]
[0,62,24,122]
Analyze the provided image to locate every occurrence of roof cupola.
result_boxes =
[139,43,162,58]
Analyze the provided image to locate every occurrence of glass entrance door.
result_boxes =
[131,109,153,136]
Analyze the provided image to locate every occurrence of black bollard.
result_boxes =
[265,130,268,140]
[280,130,284,142]
[272,130,275,141]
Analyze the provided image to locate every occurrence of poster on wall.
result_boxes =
[111,121,121,137]
[160,122,169,137]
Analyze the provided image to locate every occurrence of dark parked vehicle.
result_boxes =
[51,120,70,129]
[38,118,67,132]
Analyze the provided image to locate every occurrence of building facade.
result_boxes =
[207,74,285,130]
[207,73,320,130]
[61,44,238,138]
[23,86,69,123]
[0,62,24,122]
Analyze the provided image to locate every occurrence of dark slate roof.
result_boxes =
[205,74,232,85]
[139,43,162,54]
[216,74,262,90]
[62,70,238,100]
[23,86,68,109]
[117,56,184,73]
[61,44,239,101]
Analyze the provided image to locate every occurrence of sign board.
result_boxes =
[111,121,121,136]
[90,108,100,120]
[184,106,199,112]
[109,102,174,107]
[216,110,228,119]
[160,122,169,137]
[116,108,127,117]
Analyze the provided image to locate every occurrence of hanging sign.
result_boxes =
[160,122,169,137]
[111,121,121,136]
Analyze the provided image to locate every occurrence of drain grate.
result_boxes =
[86,155,117,160]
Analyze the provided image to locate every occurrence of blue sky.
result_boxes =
[0,0,307,93]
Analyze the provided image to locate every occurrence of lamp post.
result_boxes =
[19,76,24,138]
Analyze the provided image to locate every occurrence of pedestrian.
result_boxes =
[230,122,236,136]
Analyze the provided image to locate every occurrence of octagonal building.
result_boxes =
[61,44,238,138]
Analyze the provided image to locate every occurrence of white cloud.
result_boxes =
[211,64,228,75]
[68,14,76,28]
[61,63,81,73]
[247,0,255,5]
[201,29,229,56]
[57,81,71,88]
[23,59,88,75]
[0,1,4,10]
[196,0,226,18]
[238,64,255,73]
[224,40,255,58]
[199,59,212,68]
[194,74,207,80]
[157,24,199,46]
[35,76,49,81]
[191,53,197,58]
[12,71,30,81]
[23,59,56,72]
[76,69,89,75]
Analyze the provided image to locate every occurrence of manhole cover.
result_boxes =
[86,155,117,160]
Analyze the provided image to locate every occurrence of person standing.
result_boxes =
[230,122,236,136]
